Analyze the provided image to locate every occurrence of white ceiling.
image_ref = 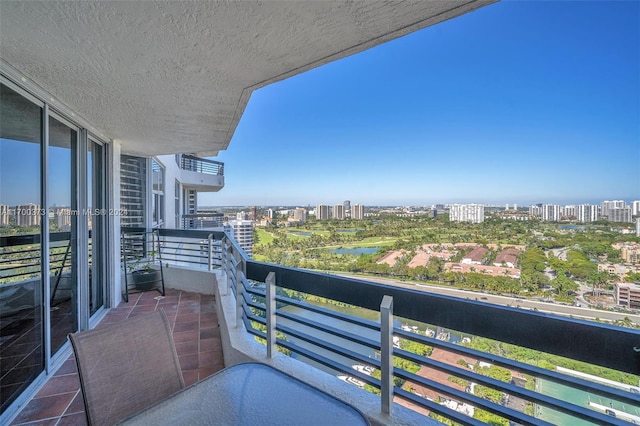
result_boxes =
[0,1,494,157]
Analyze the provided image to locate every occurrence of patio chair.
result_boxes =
[68,309,185,426]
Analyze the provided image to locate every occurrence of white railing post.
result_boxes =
[380,295,394,415]
[207,233,213,271]
[265,272,277,358]
[235,254,245,328]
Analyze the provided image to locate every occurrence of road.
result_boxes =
[336,273,640,326]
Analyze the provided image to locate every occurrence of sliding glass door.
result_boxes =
[0,78,110,415]
[48,115,79,356]
[0,83,45,413]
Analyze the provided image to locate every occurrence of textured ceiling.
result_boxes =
[0,1,493,157]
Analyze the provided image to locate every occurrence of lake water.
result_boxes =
[328,247,380,255]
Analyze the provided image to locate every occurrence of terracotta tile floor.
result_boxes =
[10,289,224,426]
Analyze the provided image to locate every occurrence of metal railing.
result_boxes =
[220,234,640,425]
[0,232,75,284]
[180,154,224,176]
[181,213,224,230]
[120,228,225,271]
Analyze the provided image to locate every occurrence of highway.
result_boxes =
[336,273,640,326]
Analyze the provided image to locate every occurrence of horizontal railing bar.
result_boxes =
[243,312,482,426]
[393,362,549,426]
[392,387,486,426]
[395,328,640,407]
[245,284,381,331]
[247,261,640,374]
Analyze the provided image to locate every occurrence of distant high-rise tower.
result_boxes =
[542,204,561,222]
[316,204,330,220]
[333,204,345,220]
[249,206,258,220]
[226,219,253,257]
[632,200,640,217]
[352,204,364,220]
[608,207,632,223]
[0,204,10,226]
[601,200,626,219]
[16,203,41,227]
[576,204,598,223]
[343,200,351,216]
[505,203,509,210]
[449,204,484,223]
[636,218,640,237]
[293,208,307,223]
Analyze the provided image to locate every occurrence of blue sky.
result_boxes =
[201,0,639,207]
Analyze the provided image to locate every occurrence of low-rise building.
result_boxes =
[461,247,488,265]
[614,283,640,309]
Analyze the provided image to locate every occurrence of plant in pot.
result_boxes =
[128,251,160,291]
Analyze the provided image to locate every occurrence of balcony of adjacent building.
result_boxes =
[4,229,640,426]
[177,154,224,193]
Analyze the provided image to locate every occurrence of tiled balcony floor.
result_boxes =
[9,289,224,425]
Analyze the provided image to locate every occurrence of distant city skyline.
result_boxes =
[200,1,639,207]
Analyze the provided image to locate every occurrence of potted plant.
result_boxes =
[128,250,160,291]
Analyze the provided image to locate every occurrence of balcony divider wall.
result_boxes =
[0,70,110,421]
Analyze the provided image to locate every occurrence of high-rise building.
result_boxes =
[636,218,640,237]
[56,207,72,231]
[608,206,632,223]
[449,204,484,223]
[266,209,274,219]
[333,204,345,220]
[352,204,364,220]
[542,204,561,222]
[528,205,542,218]
[225,219,253,257]
[316,204,330,220]
[601,200,626,219]
[632,200,640,217]
[16,203,41,227]
[343,200,351,213]
[576,204,598,223]
[249,206,258,220]
[563,205,576,219]
[0,204,10,226]
[293,208,307,223]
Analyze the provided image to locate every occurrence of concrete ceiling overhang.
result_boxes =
[0,1,494,157]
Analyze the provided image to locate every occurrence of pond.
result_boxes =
[328,247,380,255]
[336,229,358,233]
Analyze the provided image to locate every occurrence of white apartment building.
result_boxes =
[0,204,9,226]
[609,206,632,223]
[528,205,543,218]
[333,204,345,220]
[293,208,307,223]
[542,204,561,222]
[601,200,626,219]
[352,204,364,220]
[449,204,484,224]
[316,204,330,220]
[226,219,253,258]
[576,204,599,223]
[632,200,640,217]
[563,205,576,219]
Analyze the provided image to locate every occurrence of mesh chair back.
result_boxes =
[68,309,185,426]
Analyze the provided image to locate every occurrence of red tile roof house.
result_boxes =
[493,248,521,268]
[460,247,489,265]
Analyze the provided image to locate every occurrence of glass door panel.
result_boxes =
[0,83,44,413]
[88,140,104,315]
[48,116,78,355]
